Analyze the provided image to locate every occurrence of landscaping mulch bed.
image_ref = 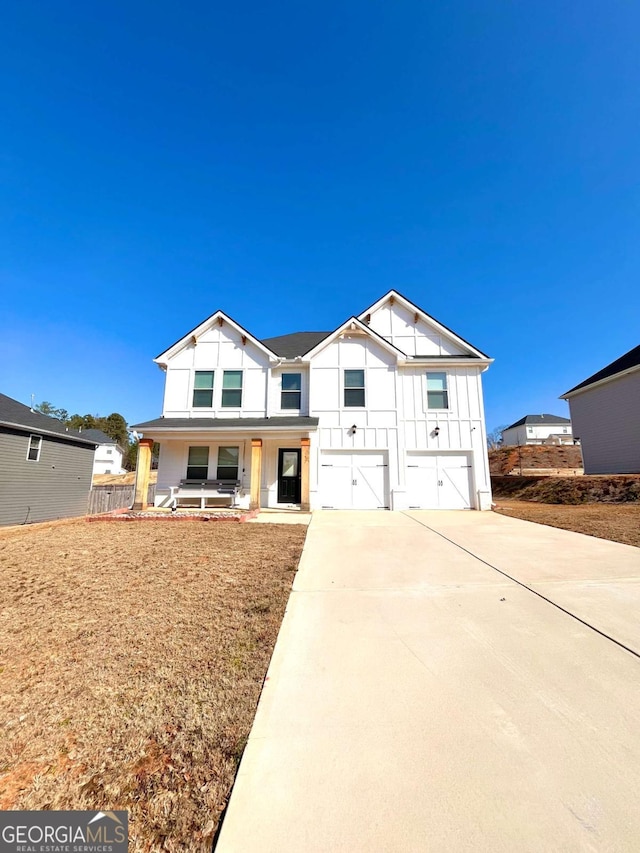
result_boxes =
[494,500,640,547]
[87,509,257,522]
[0,521,307,851]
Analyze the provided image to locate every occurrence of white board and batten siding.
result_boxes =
[366,299,468,357]
[162,324,270,418]
[306,333,491,510]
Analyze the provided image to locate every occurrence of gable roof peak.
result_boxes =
[155,309,278,364]
[358,289,491,360]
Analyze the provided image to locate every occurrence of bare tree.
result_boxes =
[487,424,508,450]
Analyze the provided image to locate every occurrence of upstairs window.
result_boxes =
[344,370,365,407]
[186,446,209,480]
[281,373,302,409]
[193,371,214,407]
[426,372,448,409]
[27,434,42,462]
[217,446,239,480]
[221,371,243,407]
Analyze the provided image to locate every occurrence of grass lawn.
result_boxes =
[0,520,307,851]
[494,500,640,547]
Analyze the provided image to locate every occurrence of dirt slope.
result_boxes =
[489,445,583,476]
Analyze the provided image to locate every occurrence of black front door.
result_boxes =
[277,449,301,504]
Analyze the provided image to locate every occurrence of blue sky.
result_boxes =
[1,1,638,432]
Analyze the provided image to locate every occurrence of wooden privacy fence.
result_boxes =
[88,484,156,515]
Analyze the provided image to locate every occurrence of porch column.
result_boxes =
[300,437,310,512]
[132,438,154,510]
[250,439,262,510]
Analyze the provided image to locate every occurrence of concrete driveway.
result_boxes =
[215,511,640,852]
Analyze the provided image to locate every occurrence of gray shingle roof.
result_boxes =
[0,393,98,446]
[562,344,640,396]
[131,416,319,430]
[504,414,572,431]
[78,428,117,445]
[260,332,331,358]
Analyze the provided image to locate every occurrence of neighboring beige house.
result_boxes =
[131,290,494,512]
[561,344,640,474]
[501,414,573,447]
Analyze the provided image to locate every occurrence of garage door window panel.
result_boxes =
[344,369,365,407]
[427,372,448,409]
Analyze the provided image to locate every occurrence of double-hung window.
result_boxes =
[426,372,448,409]
[193,371,214,407]
[221,371,243,407]
[344,369,365,407]
[281,373,301,410]
[27,434,42,462]
[186,446,209,480]
[217,446,239,480]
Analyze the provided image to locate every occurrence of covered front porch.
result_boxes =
[130,418,318,513]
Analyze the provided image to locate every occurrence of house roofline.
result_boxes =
[154,310,279,365]
[302,316,407,360]
[560,363,640,399]
[358,289,491,360]
[0,420,98,447]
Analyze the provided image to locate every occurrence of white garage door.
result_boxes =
[319,451,389,509]
[406,452,473,510]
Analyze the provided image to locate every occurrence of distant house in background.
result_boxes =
[79,428,126,476]
[0,392,97,526]
[501,414,574,446]
[561,345,640,474]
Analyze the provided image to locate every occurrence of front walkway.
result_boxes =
[215,511,640,852]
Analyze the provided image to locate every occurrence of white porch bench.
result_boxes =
[169,479,241,509]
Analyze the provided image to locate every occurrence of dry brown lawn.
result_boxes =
[494,501,640,547]
[0,520,306,851]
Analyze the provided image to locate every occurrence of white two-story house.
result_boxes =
[501,414,574,447]
[131,291,494,511]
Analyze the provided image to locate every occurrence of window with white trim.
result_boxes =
[186,446,209,479]
[426,372,448,409]
[281,373,301,409]
[221,371,243,407]
[217,446,239,480]
[344,369,365,407]
[193,371,214,407]
[27,434,42,462]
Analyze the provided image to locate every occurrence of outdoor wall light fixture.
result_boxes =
[433,426,440,437]
[350,424,357,435]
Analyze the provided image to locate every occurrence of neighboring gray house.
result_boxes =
[0,393,97,526]
[560,344,640,474]
[501,414,573,446]
[78,428,126,476]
